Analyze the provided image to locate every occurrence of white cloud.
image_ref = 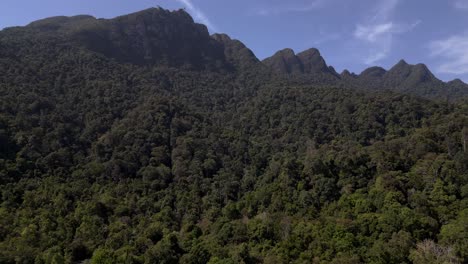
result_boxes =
[175,0,218,32]
[364,51,388,65]
[354,23,394,43]
[255,0,326,16]
[354,20,420,43]
[353,0,420,64]
[430,34,468,74]
[454,0,468,9]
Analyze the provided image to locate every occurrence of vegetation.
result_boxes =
[0,7,467,263]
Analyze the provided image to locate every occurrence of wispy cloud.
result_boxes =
[354,23,394,43]
[454,0,468,10]
[175,0,218,32]
[364,52,388,65]
[254,0,326,16]
[353,0,420,65]
[354,21,420,43]
[430,33,468,74]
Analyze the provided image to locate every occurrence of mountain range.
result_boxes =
[0,7,467,263]
[3,7,466,100]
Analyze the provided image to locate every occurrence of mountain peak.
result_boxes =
[296,48,329,74]
[211,33,232,43]
[360,66,387,78]
[341,69,357,78]
[383,59,440,88]
[263,47,337,77]
[413,63,430,72]
[447,78,468,90]
[388,59,412,75]
[212,33,259,70]
[276,48,296,57]
[448,78,466,85]
[297,48,321,57]
[262,48,303,74]
[21,7,234,70]
[396,59,409,66]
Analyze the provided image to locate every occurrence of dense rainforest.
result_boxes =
[0,7,467,264]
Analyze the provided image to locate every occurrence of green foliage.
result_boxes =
[0,7,467,264]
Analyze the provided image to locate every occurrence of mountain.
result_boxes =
[261,47,468,100]
[360,66,387,78]
[356,60,468,100]
[7,8,258,72]
[0,8,467,264]
[262,48,303,74]
[381,60,440,89]
[262,48,339,80]
[7,6,465,99]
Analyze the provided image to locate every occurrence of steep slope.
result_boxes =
[4,8,259,72]
[0,8,467,264]
[211,33,260,71]
[381,60,441,89]
[262,48,340,84]
[353,60,467,99]
[262,48,304,74]
[262,48,468,100]
[263,48,334,75]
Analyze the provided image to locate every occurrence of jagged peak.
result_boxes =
[448,78,468,87]
[387,60,413,76]
[263,48,302,74]
[23,7,229,70]
[276,48,296,57]
[341,69,358,78]
[297,48,321,59]
[211,33,259,69]
[211,33,254,54]
[341,69,351,75]
[328,66,339,76]
[211,33,232,43]
[296,48,329,73]
[396,59,409,66]
[449,78,465,84]
[297,48,328,64]
[360,66,387,78]
[263,47,338,76]
[413,63,431,72]
[412,63,434,76]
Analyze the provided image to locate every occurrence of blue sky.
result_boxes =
[1,0,468,81]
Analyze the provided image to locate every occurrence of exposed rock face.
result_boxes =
[23,8,259,71]
[211,33,259,70]
[262,48,304,74]
[296,48,331,74]
[6,7,467,99]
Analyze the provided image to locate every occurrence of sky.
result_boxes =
[1,0,468,81]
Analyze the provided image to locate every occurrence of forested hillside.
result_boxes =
[0,7,467,264]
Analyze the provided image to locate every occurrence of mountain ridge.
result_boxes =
[261,46,467,100]
[3,7,467,98]
[8,8,258,72]
[0,7,467,263]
